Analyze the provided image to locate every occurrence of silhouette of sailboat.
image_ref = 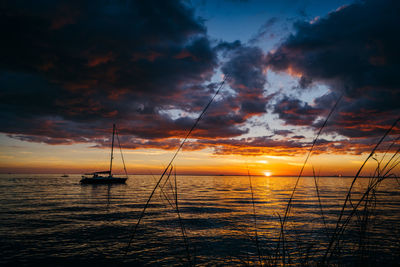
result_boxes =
[80,124,128,184]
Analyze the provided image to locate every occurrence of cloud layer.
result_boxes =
[267,0,400,139]
[0,0,398,157]
[1,1,221,141]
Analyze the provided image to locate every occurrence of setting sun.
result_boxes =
[264,171,272,177]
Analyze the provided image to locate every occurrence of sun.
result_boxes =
[264,171,272,177]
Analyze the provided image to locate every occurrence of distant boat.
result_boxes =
[80,124,128,184]
[61,174,69,177]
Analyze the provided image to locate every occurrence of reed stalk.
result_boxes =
[247,168,263,266]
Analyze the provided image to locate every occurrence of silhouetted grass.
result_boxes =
[173,166,193,266]
[269,116,399,266]
[240,110,399,266]
[312,166,328,237]
[247,167,262,266]
[323,116,400,265]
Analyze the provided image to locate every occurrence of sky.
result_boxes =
[0,0,399,176]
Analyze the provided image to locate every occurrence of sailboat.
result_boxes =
[80,124,128,184]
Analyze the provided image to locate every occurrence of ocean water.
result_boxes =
[0,174,399,266]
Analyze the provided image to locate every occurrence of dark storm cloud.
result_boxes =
[273,96,322,126]
[0,0,229,143]
[312,91,400,138]
[273,129,293,136]
[266,0,400,138]
[215,40,242,52]
[221,45,268,117]
[0,0,275,153]
[203,136,309,156]
[297,76,313,89]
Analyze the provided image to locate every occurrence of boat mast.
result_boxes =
[109,124,116,175]
[115,127,129,178]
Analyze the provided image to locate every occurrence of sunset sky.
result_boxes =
[0,0,399,176]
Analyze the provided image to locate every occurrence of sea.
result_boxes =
[0,174,399,266]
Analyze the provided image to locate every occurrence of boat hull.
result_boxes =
[80,177,127,184]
